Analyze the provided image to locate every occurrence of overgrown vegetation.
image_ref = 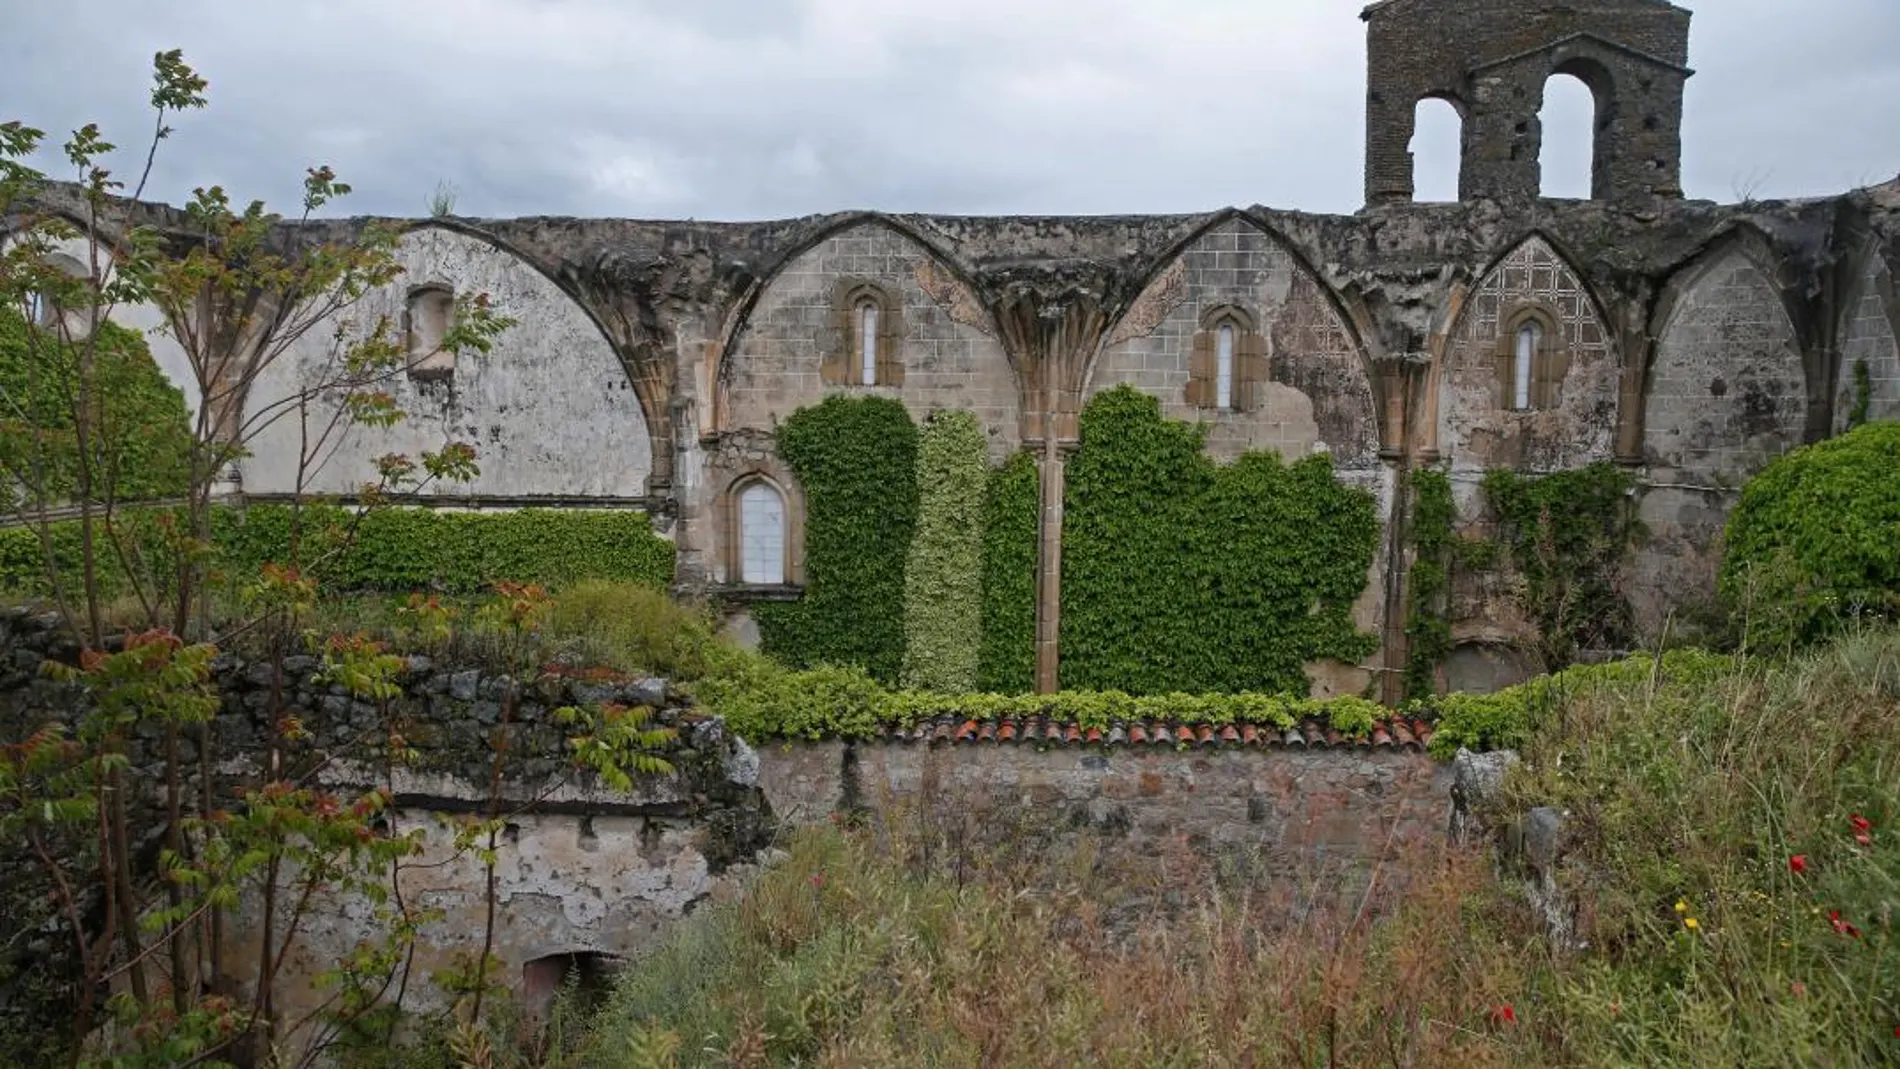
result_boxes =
[0,504,675,601]
[0,308,192,507]
[1403,467,1455,700]
[1061,386,1379,694]
[976,450,1038,693]
[754,396,918,684]
[1481,462,1640,669]
[1722,420,1900,652]
[900,409,986,692]
[516,630,1900,1069]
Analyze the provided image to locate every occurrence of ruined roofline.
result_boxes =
[1360,0,1691,20]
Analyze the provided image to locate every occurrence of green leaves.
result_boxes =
[1403,468,1455,701]
[1060,386,1379,695]
[756,396,919,684]
[978,451,1039,693]
[901,410,987,692]
[1482,463,1639,668]
[1721,420,1900,650]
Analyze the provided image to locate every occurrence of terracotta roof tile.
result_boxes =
[893,715,1433,753]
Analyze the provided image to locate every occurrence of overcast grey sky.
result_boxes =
[4,0,1897,221]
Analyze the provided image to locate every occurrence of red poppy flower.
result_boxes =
[1490,1004,1517,1026]
[1829,911,1862,938]
[1790,854,1808,874]
[809,873,826,889]
[1850,814,1872,833]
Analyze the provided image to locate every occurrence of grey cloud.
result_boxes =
[1,0,1896,222]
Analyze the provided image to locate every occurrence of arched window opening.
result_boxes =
[1513,322,1541,410]
[1215,322,1237,410]
[405,284,456,380]
[24,290,49,327]
[1539,73,1598,199]
[857,298,879,386]
[1410,97,1464,202]
[738,481,787,585]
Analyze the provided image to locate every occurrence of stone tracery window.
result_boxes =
[1513,322,1540,410]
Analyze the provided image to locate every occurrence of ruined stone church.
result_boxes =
[28,0,1900,699]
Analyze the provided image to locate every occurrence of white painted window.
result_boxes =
[1216,323,1236,411]
[1513,322,1540,410]
[738,482,786,585]
[858,299,879,386]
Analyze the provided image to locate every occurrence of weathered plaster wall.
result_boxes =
[243,226,654,499]
[720,222,1020,459]
[758,740,1452,871]
[1438,235,1620,479]
[1834,254,1900,432]
[1091,218,1381,468]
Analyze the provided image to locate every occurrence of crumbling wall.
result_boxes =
[1834,254,1900,432]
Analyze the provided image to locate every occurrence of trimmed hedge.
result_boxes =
[1060,386,1380,695]
[978,451,1039,694]
[755,396,919,685]
[1721,421,1900,648]
[901,410,987,692]
[0,504,675,598]
[690,658,1389,744]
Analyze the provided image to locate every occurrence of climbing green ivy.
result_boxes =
[978,451,1038,693]
[755,396,919,684]
[901,410,987,692]
[1402,468,1454,701]
[1481,463,1639,669]
[0,308,192,508]
[0,505,675,598]
[1848,358,1873,429]
[1060,386,1380,695]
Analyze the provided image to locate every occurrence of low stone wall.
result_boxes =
[760,738,1453,877]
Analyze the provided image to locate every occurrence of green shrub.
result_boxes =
[1061,386,1379,695]
[755,396,919,684]
[542,580,724,680]
[977,451,1038,693]
[901,410,987,692]
[0,308,192,508]
[1721,421,1900,650]
[1424,647,1737,757]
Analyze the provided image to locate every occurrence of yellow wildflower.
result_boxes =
[1684,917,1700,931]
[1675,900,1689,914]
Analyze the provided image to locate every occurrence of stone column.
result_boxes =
[984,265,1126,694]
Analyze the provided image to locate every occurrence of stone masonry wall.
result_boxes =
[1835,255,1900,433]
[758,740,1453,876]
[0,608,773,1037]
[720,221,1020,460]
[1091,218,1382,469]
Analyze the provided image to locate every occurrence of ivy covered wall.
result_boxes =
[978,452,1038,694]
[1059,386,1380,695]
[901,410,987,692]
[755,396,920,684]
[0,309,192,508]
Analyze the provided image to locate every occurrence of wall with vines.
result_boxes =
[1402,468,1454,700]
[977,451,1039,693]
[901,410,987,692]
[0,309,192,508]
[1479,462,1639,668]
[1060,386,1380,695]
[754,396,919,684]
